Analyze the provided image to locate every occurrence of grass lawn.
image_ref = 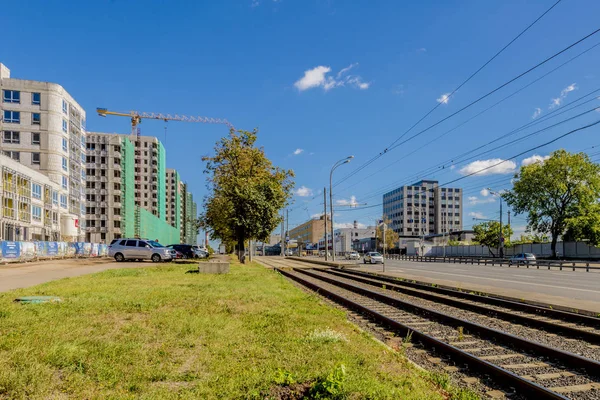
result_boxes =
[0,259,459,399]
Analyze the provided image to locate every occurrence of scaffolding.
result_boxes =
[120,137,135,238]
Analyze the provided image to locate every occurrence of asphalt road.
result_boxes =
[0,258,149,293]
[354,259,600,313]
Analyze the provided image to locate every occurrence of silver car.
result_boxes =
[509,253,536,265]
[346,252,360,260]
[364,252,384,264]
[109,238,173,262]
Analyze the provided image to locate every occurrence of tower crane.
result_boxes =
[96,108,234,138]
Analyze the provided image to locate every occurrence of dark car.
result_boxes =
[167,244,198,259]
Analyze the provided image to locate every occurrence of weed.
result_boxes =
[549,305,553,310]
[431,284,437,288]
[457,326,464,342]
[274,369,297,386]
[307,328,348,344]
[382,284,386,290]
[430,372,450,391]
[403,330,414,346]
[597,313,600,318]
[309,364,347,399]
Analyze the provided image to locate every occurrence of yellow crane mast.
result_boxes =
[96,108,234,138]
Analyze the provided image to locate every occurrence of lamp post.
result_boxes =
[487,188,504,258]
[330,156,354,261]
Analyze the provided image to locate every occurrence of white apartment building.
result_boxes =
[0,154,69,241]
[0,63,86,240]
[383,180,463,236]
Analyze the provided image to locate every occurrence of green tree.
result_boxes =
[564,203,600,245]
[503,150,600,257]
[376,219,399,252]
[200,129,294,263]
[472,221,513,256]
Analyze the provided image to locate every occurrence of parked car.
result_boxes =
[167,244,199,259]
[346,252,360,260]
[173,250,184,259]
[364,252,384,264]
[285,249,293,256]
[109,238,173,262]
[510,253,537,265]
[192,245,209,258]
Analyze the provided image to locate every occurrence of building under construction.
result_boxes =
[85,132,195,244]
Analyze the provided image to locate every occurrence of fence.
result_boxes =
[0,241,108,263]
[427,241,600,260]
[384,254,600,271]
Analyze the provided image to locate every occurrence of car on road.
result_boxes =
[346,252,360,260]
[285,249,293,256]
[109,238,173,262]
[167,244,200,259]
[509,253,537,265]
[364,252,384,264]
[192,245,209,258]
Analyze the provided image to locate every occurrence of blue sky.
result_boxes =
[3,0,600,240]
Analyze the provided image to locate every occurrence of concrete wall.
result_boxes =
[428,241,600,259]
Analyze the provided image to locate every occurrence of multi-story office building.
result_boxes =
[0,154,65,241]
[0,63,86,240]
[383,180,462,236]
[181,187,198,244]
[289,214,330,247]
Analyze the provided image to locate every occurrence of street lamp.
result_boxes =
[487,188,504,258]
[330,155,354,261]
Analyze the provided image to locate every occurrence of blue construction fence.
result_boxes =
[1,241,108,262]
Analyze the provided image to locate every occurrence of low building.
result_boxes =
[289,214,330,247]
[0,154,70,241]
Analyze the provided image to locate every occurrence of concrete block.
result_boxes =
[198,261,229,274]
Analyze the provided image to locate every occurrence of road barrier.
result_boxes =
[0,241,108,263]
[384,254,600,272]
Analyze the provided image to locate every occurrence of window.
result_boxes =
[81,136,85,147]
[62,157,68,171]
[32,184,42,199]
[52,191,58,206]
[32,153,40,165]
[3,111,20,123]
[81,153,85,163]
[32,92,41,105]
[62,138,67,152]
[125,240,137,247]
[3,90,20,103]
[32,132,40,144]
[3,131,19,144]
[32,113,41,125]
[81,170,86,180]
[138,240,148,247]
[3,151,20,161]
[62,176,68,189]
[60,194,67,208]
[62,119,68,132]
[32,206,42,221]
[52,211,58,224]
[62,100,68,114]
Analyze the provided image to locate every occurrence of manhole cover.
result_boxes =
[14,296,62,304]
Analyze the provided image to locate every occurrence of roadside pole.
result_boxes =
[280,214,284,257]
[382,221,386,273]
[323,188,328,261]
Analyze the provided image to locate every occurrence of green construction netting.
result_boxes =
[136,205,179,245]
[121,138,135,238]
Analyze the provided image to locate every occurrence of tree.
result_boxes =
[564,203,600,245]
[472,221,513,255]
[503,150,600,258]
[376,219,399,252]
[200,129,294,263]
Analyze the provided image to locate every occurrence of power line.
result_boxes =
[335,26,600,188]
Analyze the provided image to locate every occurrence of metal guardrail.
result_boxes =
[384,254,600,271]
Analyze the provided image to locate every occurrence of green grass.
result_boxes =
[0,260,453,399]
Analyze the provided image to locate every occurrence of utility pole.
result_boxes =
[330,178,335,261]
[382,221,386,272]
[499,200,503,258]
[507,211,511,243]
[323,188,328,261]
[286,209,289,255]
[280,213,284,257]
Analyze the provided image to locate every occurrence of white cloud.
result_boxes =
[549,83,577,109]
[294,64,369,92]
[480,188,489,197]
[437,93,451,104]
[521,154,550,166]
[450,164,456,170]
[251,0,259,7]
[532,107,541,119]
[334,222,367,229]
[295,186,313,197]
[467,196,496,205]
[417,48,427,53]
[459,159,517,176]
[293,148,303,155]
[468,211,486,219]
[311,213,323,219]
[336,195,358,207]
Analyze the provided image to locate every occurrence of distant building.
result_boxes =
[317,221,376,253]
[267,233,281,246]
[383,180,463,237]
[288,214,330,247]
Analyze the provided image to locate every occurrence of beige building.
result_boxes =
[0,63,86,240]
[166,168,182,232]
[288,215,330,246]
[0,154,65,241]
[383,180,463,236]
